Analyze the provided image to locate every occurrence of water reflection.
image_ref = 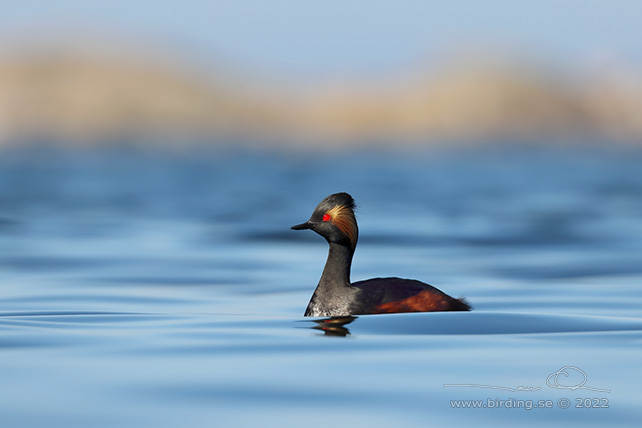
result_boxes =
[311,316,357,336]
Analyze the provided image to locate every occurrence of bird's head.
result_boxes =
[291,192,359,249]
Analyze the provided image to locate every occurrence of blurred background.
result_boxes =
[1,0,641,149]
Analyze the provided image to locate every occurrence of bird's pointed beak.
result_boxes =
[291,221,312,230]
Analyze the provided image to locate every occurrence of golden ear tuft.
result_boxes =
[326,205,358,248]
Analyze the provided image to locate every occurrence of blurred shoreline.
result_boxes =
[1,47,641,150]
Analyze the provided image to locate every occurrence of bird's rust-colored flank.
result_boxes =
[374,289,465,313]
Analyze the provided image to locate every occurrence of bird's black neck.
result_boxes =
[305,242,358,317]
[319,242,354,288]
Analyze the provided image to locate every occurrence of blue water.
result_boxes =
[1,145,641,427]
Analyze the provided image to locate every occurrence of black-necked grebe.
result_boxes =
[292,192,471,317]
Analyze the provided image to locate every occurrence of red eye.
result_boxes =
[322,214,331,222]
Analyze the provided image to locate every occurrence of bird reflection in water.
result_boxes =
[311,316,357,336]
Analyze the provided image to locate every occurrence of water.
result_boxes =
[1,145,641,427]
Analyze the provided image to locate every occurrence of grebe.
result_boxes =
[292,192,471,317]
